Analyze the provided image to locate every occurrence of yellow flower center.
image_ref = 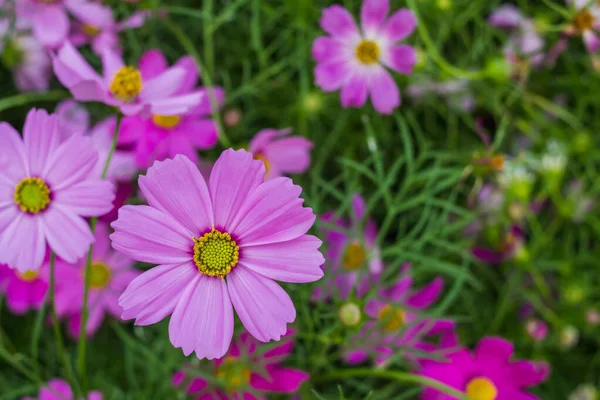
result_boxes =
[342,242,366,270]
[193,228,239,278]
[253,153,270,176]
[14,177,51,214]
[18,270,39,282]
[466,377,498,400]
[152,115,182,129]
[89,262,111,289]
[82,24,101,37]
[109,66,143,102]
[574,10,594,31]
[377,304,406,332]
[216,357,251,390]
[355,40,380,65]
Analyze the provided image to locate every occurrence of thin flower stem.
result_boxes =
[78,113,123,396]
[204,0,215,78]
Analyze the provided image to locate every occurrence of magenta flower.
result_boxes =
[0,263,48,315]
[21,378,102,400]
[118,49,224,168]
[567,0,600,53]
[419,336,550,400]
[316,194,382,300]
[54,222,139,338]
[173,331,309,398]
[249,128,313,180]
[0,108,115,272]
[111,150,324,359]
[53,43,203,117]
[312,0,417,114]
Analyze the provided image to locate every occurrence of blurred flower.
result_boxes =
[586,308,600,326]
[0,108,115,272]
[173,332,309,398]
[249,128,313,180]
[339,302,362,327]
[500,159,535,202]
[55,100,90,135]
[538,140,567,184]
[407,77,475,112]
[118,50,224,168]
[111,150,323,359]
[565,180,595,223]
[53,43,203,117]
[566,0,600,53]
[316,194,382,300]
[525,318,548,342]
[21,378,103,400]
[560,325,580,350]
[0,263,48,315]
[420,336,550,399]
[472,225,526,265]
[302,91,324,113]
[54,223,139,338]
[223,108,241,127]
[569,384,598,400]
[313,0,417,114]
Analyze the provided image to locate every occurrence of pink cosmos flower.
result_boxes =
[118,49,224,168]
[316,194,382,300]
[15,0,110,49]
[53,43,203,117]
[54,222,139,338]
[21,378,102,400]
[249,128,313,180]
[111,150,324,359]
[55,100,90,135]
[0,108,115,272]
[419,336,550,400]
[312,0,417,114]
[566,0,600,53]
[0,263,48,315]
[173,331,309,398]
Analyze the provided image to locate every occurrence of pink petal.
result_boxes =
[311,36,346,63]
[169,274,233,359]
[139,66,187,101]
[33,5,69,48]
[138,49,168,81]
[251,366,309,393]
[174,55,199,95]
[368,67,400,114]
[227,266,295,342]
[320,5,360,38]
[0,206,18,234]
[183,119,219,149]
[263,136,313,175]
[110,205,193,265]
[92,222,111,260]
[189,87,225,116]
[139,155,213,235]
[42,379,72,399]
[42,205,94,263]
[0,214,45,273]
[117,11,149,31]
[148,92,203,115]
[240,235,324,283]
[488,5,523,29]
[54,179,115,217]
[101,47,125,87]
[23,109,60,177]
[341,74,369,108]
[166,133,199,165]
[509,361,550,387]
[361,0,389,37]
[248,128,288,154]
[55,100,90,136]
[5,279,32,314]
[69,80,108,102]
[209,149,264,230]
[475,336,514,363]
[231,177,315,246]
[67,0,113,28]
[314,61,350,91]
[383,44,416,75]
[382,9,417,42]
[53,42,102,87]
[119,262,197,325]
[583,30,600,53]
[406,277,443,309]
[0,122,29,183]
[43,134,98,191]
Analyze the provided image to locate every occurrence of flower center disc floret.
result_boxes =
[466,377,498,400]
[355,40,380,64]
[193,228,240,278]
[574,10,594,31]
[110,66,143,102]
[14,177,51,214]
[152,115,182,129]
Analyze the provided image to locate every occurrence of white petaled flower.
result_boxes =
[539,140,567,174]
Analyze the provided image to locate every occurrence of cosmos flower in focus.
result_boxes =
[173,331,309,398]
[249,128,313,180]
[0,263,48,315]
[21,378,103,400]
[111,150,323,359]
[420,336,550,400]
[313,0,417,114]
[53,43,203,117]
[0,108,115,272]
[118,49,224,168]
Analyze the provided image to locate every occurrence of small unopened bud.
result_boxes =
[339,302,362,327]
[525,319,548,342]
[223,108,241,127]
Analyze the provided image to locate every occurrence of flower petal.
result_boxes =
[42,205,93,263]
[251,366,310,393]
[148,92,204,116]
[139,66,187,101]
[169,274,233,359]
[54,179,115,217]
[139,155,213,235]
[320,5,360,38]
[314,61,351,92]
[138,49,168,81]
[382,9,417,42]
[0,122,28,183]
[53,42,102,87]
[361,0,389,37]
[173,55,199,95]
[382,44,416,75]
[509,361,550,387]
[23,109,60,177]
[101,47,125,86]
[406,277,443,309]
[312,36,346,63]
[43,134,98,191]
[0,214,45,273]
[475,336,514,363]
[368,67,400,114]
[110,205,193,265]
[33,5,69,48]
[183,119,219,149]
[583,30,600,53]
[227,266,295,342]
[262,136,313,175]
[341,74,369,108]
[488,5,523,29]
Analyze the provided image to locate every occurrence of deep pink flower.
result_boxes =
[0,108,115,272]
[111,150,324,359]
[249,128,313,180]
[21,378,102,400]
[53,222,139,338]
[312,0,417,114]
[0,263,48,315]
[173,331,309,399]
[419,336,550,400]
[53,43,203,117]
[118,49,224,168]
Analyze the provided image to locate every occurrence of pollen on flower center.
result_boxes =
[82,24,101,37]
[355,40,380,65]
[342,242,366,270]
[18,270,40,282]
[253,153,270,175]
[216,357,251,390]
[89,262,111,288]
[109,66,143,102]
[377,304,406,332]
[14,177,51,214]
[466,377,498,400]
[152,115,182,129]
[193,228,239,278]
[574,10,594,31]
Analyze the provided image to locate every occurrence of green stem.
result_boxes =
[0,90,68,113]
[203,0,215,78]
[315,369,469,399]
[77,113,122,395]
